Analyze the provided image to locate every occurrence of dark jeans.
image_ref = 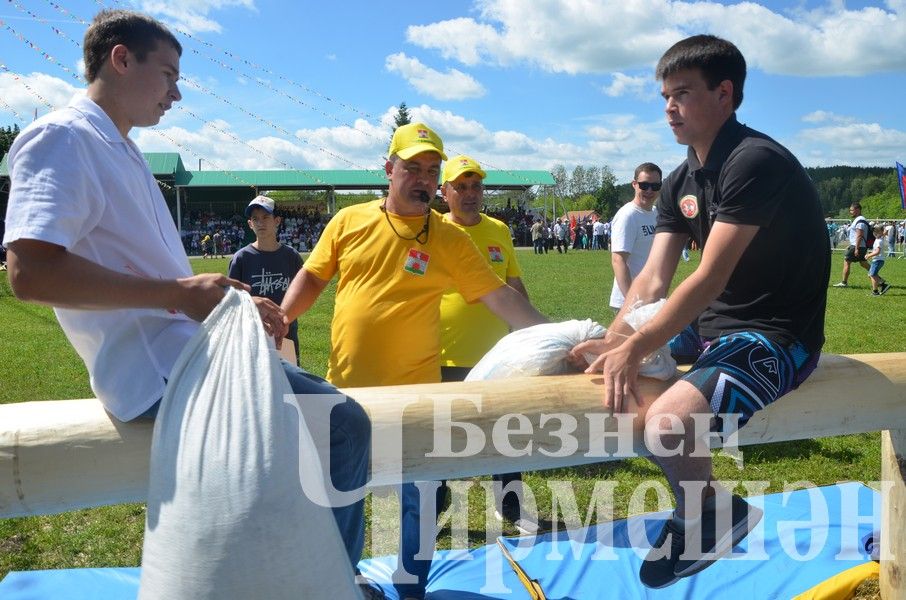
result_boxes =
[438,366,523,510]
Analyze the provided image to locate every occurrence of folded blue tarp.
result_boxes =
[0,482,880,599]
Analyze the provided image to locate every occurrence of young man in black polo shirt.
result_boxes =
[572,35,830,588]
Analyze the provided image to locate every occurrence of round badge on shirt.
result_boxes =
[680,195,699,219]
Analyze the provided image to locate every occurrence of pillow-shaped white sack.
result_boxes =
[466,307,677,383]
[139,288,361,600]
[465,319,606,381]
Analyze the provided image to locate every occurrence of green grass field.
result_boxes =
[0,248,900,589]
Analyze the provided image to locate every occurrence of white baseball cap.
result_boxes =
[245,195,275,217]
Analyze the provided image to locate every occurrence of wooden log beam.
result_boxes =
[1,353,904,519]
[881,428,905,599]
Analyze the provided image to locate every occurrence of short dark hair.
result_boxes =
[83,10,182,83]
[851,202,862,210]
[634,162,662,181]
[655,35,746,109]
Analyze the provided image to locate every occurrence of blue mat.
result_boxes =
[0,482,879,599]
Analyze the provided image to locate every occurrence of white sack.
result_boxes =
[466,319,606,381]
[139,288,361,600]
[466,307,677,382]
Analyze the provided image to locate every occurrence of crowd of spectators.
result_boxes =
[482,205,607,249]
[179,207,329,256]
[275,207,328,253]
[828,218,906,255]
[180,211,245,256]
[176,201,620,257]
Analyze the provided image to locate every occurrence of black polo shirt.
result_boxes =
[657,115,830,353]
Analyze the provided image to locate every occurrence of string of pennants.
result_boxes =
[0,96,28,125]
[4,0,542,189]
[172,103,332,187]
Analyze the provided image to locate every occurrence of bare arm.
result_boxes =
[611,251,633,298]
[571,231,687,362]
[506,276,529,300]
[588,222,759,412]
[479,284,547,330]
[281,268,331,322]
[7,239,245,321]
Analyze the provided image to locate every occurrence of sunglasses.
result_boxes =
[636,181,662,191]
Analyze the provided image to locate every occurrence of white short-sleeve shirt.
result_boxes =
[609,201,657,309]
[848,216,870,247]
[3,95,197,421]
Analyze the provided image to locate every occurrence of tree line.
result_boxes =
[533,162,905,221]
[0,125,21,162]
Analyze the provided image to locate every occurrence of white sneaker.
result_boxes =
[495,508,542,535]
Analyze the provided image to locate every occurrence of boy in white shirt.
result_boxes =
[865,224,891,295]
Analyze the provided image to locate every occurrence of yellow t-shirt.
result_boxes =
[304,199,504,387]
[439,214,522,367]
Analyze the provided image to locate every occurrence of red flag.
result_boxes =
[897,162,906,210]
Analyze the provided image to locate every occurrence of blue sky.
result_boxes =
[1,0,904,182]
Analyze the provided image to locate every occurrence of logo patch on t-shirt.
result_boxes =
[404,248,430,275]
[488,246,504,262]
[679,195,699,219]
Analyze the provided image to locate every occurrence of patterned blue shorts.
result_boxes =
[679,331,820,433]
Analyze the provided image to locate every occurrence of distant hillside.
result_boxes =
[805,165,902,218]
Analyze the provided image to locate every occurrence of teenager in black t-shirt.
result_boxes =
[571,35,830,589]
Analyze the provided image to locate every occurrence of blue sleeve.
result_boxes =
[227,251,242,281]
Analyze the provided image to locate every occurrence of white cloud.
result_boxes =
[141,0,257,34]
[407,1,677,74]
[793,121,906,165]
[405,17,505,66]
[406,0,906,76]
[385,53,485,101]
[132,102,683,180]
[677,0,906,75]
[12,69,897,186]
[0,72,83,121]
[602,72,656,100]
[802,111,857,125]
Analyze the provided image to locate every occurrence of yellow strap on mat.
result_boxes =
[792,561,880,600]
[496,539,547,600]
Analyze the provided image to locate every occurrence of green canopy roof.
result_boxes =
[177,168,553,190]
[1,151,554,191]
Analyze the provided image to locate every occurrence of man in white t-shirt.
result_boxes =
[832,202,871,288]
[592,219,606,250]
[3,9,373,592]
[609,162,662,311]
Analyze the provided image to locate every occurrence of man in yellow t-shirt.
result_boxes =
[438,155,541,536]
[281,123,547,600]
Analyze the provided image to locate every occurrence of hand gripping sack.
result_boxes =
[139,288,361,600]
[465,311,676,383]
[620,299,677,381]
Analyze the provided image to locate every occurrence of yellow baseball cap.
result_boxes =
[442,154,486,184]
[388,122,447,161]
